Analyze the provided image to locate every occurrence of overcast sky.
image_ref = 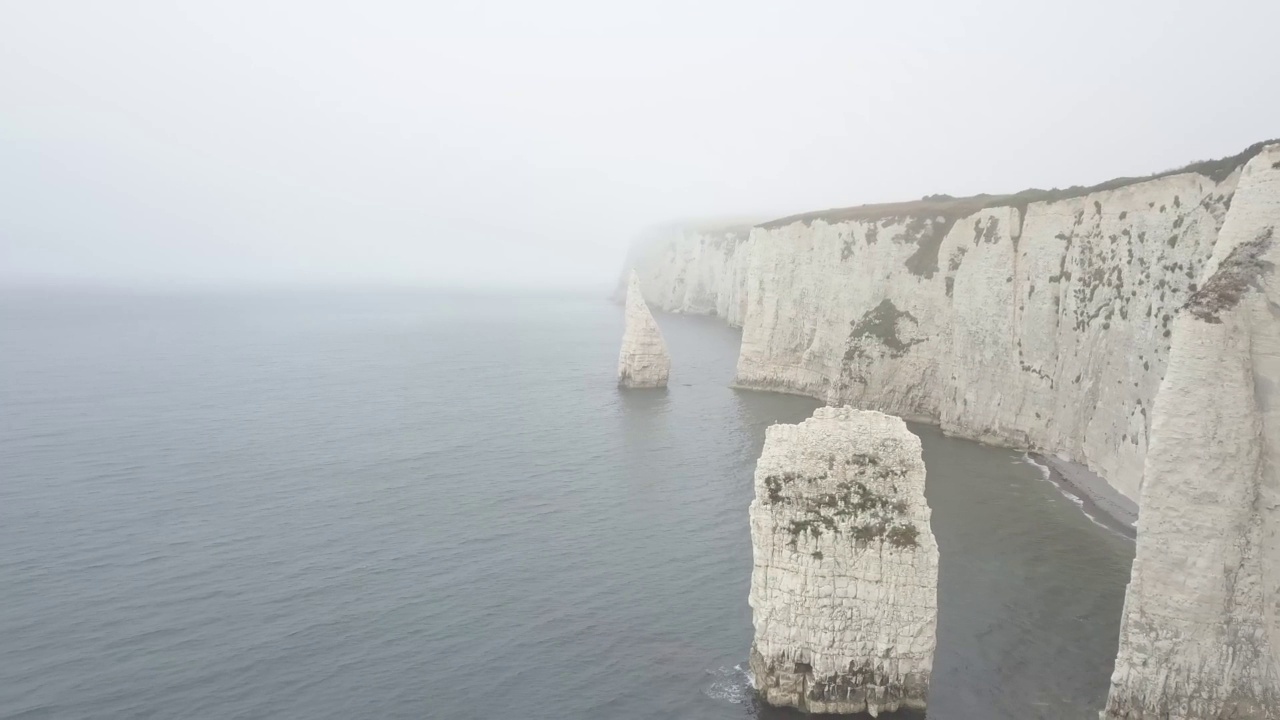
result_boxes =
[2,1,1277,289]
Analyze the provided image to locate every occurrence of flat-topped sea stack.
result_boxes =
[617,270,670,388]
[748,406,937,716]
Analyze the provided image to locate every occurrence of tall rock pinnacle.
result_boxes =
[617,271,671,389]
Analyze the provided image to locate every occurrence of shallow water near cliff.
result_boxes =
[0,288,1134,719]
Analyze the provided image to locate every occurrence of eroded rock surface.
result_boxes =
[749,406,937,716]
[617,270,670,388]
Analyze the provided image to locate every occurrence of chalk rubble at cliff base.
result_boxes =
[617,270,670,388]
[748,406,937,716]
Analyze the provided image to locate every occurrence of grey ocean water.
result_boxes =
[0,289,1135,719]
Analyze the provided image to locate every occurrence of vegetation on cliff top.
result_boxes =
[759,139,1278,231]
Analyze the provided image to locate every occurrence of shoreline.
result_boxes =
[712,351,1142,540]
[1030,453,1138,539]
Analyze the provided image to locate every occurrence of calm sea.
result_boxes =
[0,288,1134,719]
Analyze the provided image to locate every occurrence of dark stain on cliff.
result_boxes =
[902,215,959,278]
[970,217,1001,245]
[944,247,968,298]
[845,299,922,359]
[982,217,1001,244]
[767,454,918,550]
[1184,227,1275,323]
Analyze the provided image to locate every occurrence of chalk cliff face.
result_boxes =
[625,222,755,327]
[627,143,1280,716]
[631,143,1279,503]
[617,271,671,388]
[1103,146,1280,718]
[749,406,937,716]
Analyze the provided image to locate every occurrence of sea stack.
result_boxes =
[748,406,938,716]
[617,270,670,388]
[1103,146,1280,719]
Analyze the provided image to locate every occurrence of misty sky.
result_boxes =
[2,1,1278,289]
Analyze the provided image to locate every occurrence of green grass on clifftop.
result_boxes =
[759,139,1279,230]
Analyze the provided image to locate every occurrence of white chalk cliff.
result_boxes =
[1103,145,1280,718]
[617,271,671,388]
[629,142,1279,506]
[621,222,756,327]
[626,140,1280,717]
[749,406,937,716]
